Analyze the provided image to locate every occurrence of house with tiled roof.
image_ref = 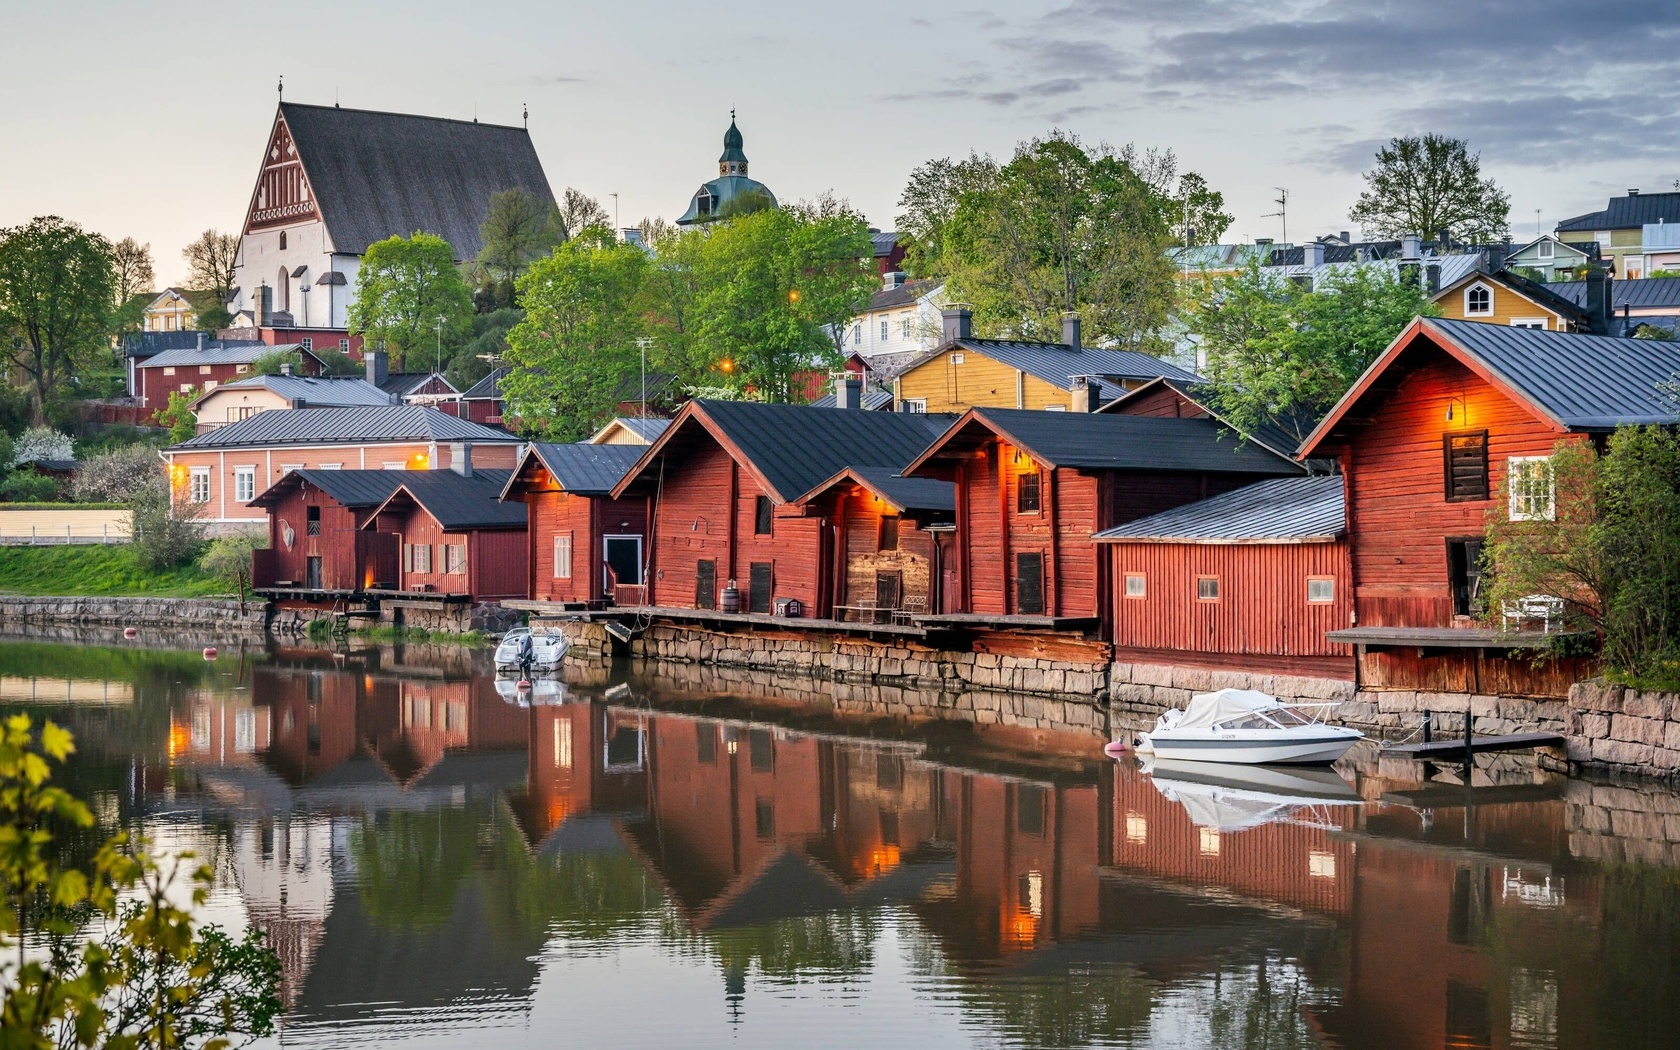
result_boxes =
[229,101,556,332]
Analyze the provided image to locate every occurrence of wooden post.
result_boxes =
[1423,709,1432,743]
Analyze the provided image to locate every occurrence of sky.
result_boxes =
[3,1,1676,287]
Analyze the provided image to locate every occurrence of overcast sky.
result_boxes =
[3,1,1674,286]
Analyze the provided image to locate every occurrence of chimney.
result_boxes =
[1339,230,1350,244]
[1485,243,1508,273]
[365,349,388,388]
[1584,268,1612,334]
[1426,261,1442,295]
[882,270,907,291]
[196,332,205,351]
[941,306,972,344]
[1629,188,1641,197]
[1437,228,1453,250]
[835,373,863,410]
[450,441,473,477]
[1301,241,1325,268]
[279,361,292,377]
[1070,376,1102,413]
[1061,312,1081,350]
[253,285,269,328]
[1401,234,1423,262]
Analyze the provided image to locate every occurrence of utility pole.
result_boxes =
[635,338,653,419]
[611,193,620,235]
[434,316,444,374]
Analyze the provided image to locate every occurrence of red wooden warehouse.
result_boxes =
[250,469,405,603]
[900,407,1304,628]
[786,466,956,619]
[500,442,651,605]
[611,399,950,618]
[1094,476,1354,679]
[362,465,529,603]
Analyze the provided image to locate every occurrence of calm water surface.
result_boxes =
[2,629,1677,1050]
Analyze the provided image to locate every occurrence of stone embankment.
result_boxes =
[0,596,266,632]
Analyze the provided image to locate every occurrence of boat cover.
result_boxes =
[1169,689,1280,731]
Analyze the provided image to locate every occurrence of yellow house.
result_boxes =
[142,288,213,332]
[1431,270,1600,332]
[891,308,1201,414]
[588,417,672,445]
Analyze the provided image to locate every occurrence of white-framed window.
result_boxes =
[236,365,249,374]
[1508,456,1555,521]
[339,338,350,351]
[1465,283,1493,316]
[188,467,211,504]
[280,463,302,475]
[179,383,193,392]
[900,398,927,414]
[1045,404,1066,412]
[1307,577,1335,603]
[1510,318,1548,330]
[405,543,432,573]
[319,463,341,470]
[203,380,217,392]
[901,316,912,337]
[1124,573,1146,598]
[300,337,312,350]
[1308,851,1337,878]
[234,467,255,503]
[950,352,964,364]
[1197,576,1220,602]
[1537,239,1554,260]
[444,542,467,574]
[553,533,573,578]
[853,324,862,345]
[382,462,405,470]
[880,319,890,341]
[163,366,176,376]
[199,365,213,375]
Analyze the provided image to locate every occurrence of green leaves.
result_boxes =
[0,216,118,422]
[348,232,475,373]
[1349,134,1510,242]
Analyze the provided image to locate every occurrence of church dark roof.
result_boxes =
[279,102,556,258]
[720,119,746,164]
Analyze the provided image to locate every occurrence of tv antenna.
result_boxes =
[1262,188,1289,248]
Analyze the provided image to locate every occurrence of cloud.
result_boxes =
[527,74,586,86]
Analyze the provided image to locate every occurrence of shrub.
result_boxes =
[0,470,61,502]
[250,348,303,376]
[154,389,198,444]
[312,346,363,376]
[8,425,73,466]
[199,530,267,591]
[131,480,204,571]
[71,443,163,503]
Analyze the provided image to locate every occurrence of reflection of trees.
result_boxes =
[477,808,661,942]
[351,806,480,930]
[1200,960,1322,1050]
[684,912,881,983]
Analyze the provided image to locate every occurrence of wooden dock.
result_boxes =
[1384,732,1565,759]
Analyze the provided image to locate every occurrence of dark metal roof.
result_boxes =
[808,388,895,410]
[280,102,555,258]
[1555,191,1680,232]
[526,442,646,495]
[610,370,681,403]
[949,408,1304,474]
[869,277,941,312]
[932,338,1202,387]
[1546,276,1680,311]
[251,468,405,509]
[195,375,393,409]
[120,331,261,360]
[169,404,521,450]
[142,342,307,369]
[1097,377,1312,461]
[459,367,510,400]
[871,231,901,257]
[1423,317,1680,429]
[840,466,955,512]
[380,372,456,397]
[378,469,525,529]
[1093,476,1344,543]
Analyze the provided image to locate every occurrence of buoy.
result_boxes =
[1103,739,1128,756]
[202,646,217,660]
[123,627,137,638]
[516,679,533,691]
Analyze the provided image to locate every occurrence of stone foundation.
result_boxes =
[0,596,266,633]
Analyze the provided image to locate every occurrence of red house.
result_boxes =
[611,400,950,617]
[500,442,651,605]
[362,466,529,603]
[134,341,323,413]
[250,470,405,599]
[1094,476,1354,679]
[786,466,956,618]
[1297,316,1680,695]
[901,407,1304,628]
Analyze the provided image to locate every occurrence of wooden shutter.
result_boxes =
[754,496,774,535]
[695,559,716,609]
[1443,431,1489,501]
[748,562,773,613]
[1015,552,1045,615]
[875,572,901,610]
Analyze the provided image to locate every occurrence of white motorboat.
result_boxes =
[493,676,572,706]
[494,626,570,673]
[1140,757,1362,832]
[1134,688,1363,765]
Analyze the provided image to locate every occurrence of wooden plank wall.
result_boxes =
[469,528,530,602]
[837,488,934,610]
[265,486,363,589]
[528,491,648,603]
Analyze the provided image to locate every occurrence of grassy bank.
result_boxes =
[0,544,223,598]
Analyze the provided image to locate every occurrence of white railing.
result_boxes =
[0,524,130,546]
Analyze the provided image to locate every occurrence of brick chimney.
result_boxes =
[1061,312,1081,350]
[941,306,972,344]
[365,349,388,388]
[1585,268,1612,335]
[1070,376,1103,413]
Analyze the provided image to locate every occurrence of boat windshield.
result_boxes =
[1216,713,1282,731]
[1268,707,1316,726]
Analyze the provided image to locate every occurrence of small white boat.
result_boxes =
[493,676,572,706]
[1135,688,1363,765]
[494,626,570,673]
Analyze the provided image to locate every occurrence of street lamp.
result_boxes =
[434,316,445,374]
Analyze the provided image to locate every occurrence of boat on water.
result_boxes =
[1139,756,1362,832]
[1132,688,1363,765]
[493,626,570,674]
[492,675,572,706]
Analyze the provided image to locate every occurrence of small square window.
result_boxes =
[163,366,176,376]
[1508,456,1555,521]
[950,352,964,364]
[1307,577,1335,603]
[339,338,350,351]
[300,337,312,350]
[1197,576,1220,602]
[199,365,213,375]
[1124,573,1146,598]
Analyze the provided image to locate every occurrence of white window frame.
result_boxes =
[163,366,176,376]
[950,352,964,364]
[1508,456,1555,522]
[300,337,313,350]
[1509,317,1548,330]
[1537,239,1554,260]
[406,543,432,574]
[279,463,302,475]
[382,462,405,470]
[1306,577,1335,603]
[319,463,341,470]
[553,533,573,578]
[199,365,213,375]
[1464,283,1493,316]
[1196,575,1220,602]
[880,319,890,341]
[233,467,256,503]
[188,467,211,504]
[901,316,912,337]
[444,542,467,575]
[1124,573,1146,599]
[900,398,927,414]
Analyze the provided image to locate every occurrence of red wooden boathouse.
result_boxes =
[500,442,650,605]
[362,466,529,603]
[250,469,405,601]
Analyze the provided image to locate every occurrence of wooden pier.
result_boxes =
[1384,732,1566,759]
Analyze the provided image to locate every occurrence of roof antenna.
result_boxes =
[335,85,340,109]
[523,102,528,129]
[277,74,284,101]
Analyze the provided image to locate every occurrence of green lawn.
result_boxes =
[0,544,224,598]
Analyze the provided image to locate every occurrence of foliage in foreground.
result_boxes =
[0,714,282,1048]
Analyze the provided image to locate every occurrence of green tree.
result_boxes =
[895,151,996,278]
[347,233,474,372]
[248,347,303,376]
[180,229,239,308]
[154,388,198,445]
[448,308,522,390]
[109,237,156,335]
[555,188,610,241]
[1349,134,1511,243]
[1191,261,1437,445]
[1173,172,1235,247]
[504,229,651,439]
[477,188,562,285]
[0,216,117,421]
[0,714,281,1048]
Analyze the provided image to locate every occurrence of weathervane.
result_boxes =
[277,74,283,100]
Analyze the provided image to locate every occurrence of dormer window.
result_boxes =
[696,189,714,217]
[1465,283,1492,316]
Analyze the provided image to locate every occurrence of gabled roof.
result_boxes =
[1508,234,1592,261]
[790,465,955,513]
[503,442,646,499]
[276,102,555,257]
[120,332,263,360]
[1434,269,1590,323]
[366,469,525,530]
[250,468,406,510]
[869,277,942,312]
[905,338,1201,389]
[141,342,314,370]
[1298,316,1680,457]
[903,408,1303,477]
[1093,476,1344,544]
[189,374,392,410]
[588,416,672,444]
[380,372,457,398]
[459,367,509,400]
[1556,191,1680,232]
[1547,275,1680,312]
[168,404,520,450]
[612,400,953,502]
[870,230,901,257]
[1097,376,1311,461]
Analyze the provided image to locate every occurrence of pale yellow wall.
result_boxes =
[1434,280,1567,330]
[894,350,1073,413]
[0,508,132,540]
[194,387,293,430]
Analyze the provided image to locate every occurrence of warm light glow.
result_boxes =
[718,358,735,374]
[1004,908,1039,950]
[866,845,901,876]
[409,453,428,469]
[167,721,192,762]
[168,464,188,486]
[545,795,575,829]
[788,289,800,303]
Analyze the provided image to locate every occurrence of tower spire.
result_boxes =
[277,74,284,100]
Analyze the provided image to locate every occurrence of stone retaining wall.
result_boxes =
[0,596,266,632]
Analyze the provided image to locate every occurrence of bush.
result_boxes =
[250,348,303,376]
[71,443,163,503]
[9,425,73,466]
[154,389,197,444]
[312,346,363,376]
[0,470,61,502]
[131,480,204,571]
[199,531,267,590]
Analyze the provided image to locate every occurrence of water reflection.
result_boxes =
[3,633,1679,1048]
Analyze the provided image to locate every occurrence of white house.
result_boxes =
[842,273,946,360]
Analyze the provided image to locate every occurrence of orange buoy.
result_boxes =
[202,647,218,660]
[123,627,137,638]
[516,679,533,691]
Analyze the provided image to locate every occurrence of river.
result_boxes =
[0,628,1675,1049]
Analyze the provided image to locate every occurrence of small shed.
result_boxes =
[789,466,956,619]
[500,442,650,605]
[250,469,405,597]
[363,468,528,602]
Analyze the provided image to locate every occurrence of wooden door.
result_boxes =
[306,556,322,590]
[938,533,960,614]
[875,572,902,611]
[1015,552,1044,615]
[696,559,716,609]
[748,562,773,614]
